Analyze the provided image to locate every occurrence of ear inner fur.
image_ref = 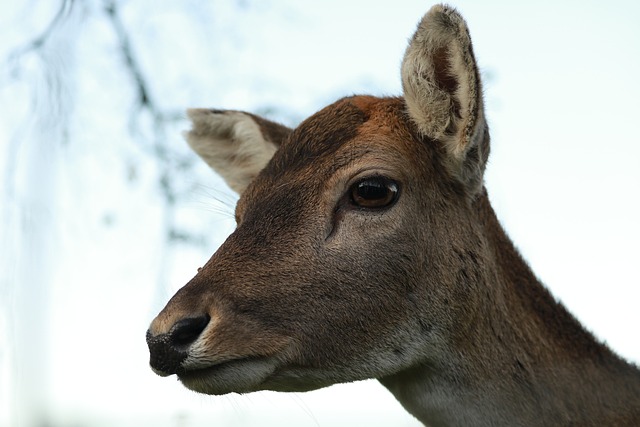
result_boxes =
[185,109,291,194]
[401,5,488,195]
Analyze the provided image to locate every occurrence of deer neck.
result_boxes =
[380,190,640,426]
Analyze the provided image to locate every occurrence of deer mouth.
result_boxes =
[175,356,280,395]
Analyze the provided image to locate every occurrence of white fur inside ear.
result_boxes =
[402,49,455,142]
[185,109,278,195]
[401,5,487,194]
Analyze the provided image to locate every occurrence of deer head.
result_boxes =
[147,3,488,394]
[146,5,640,425]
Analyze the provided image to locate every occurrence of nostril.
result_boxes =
[170,314,211,347]
[147,314,211,376]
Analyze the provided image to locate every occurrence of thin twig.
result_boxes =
[8,0,75,65]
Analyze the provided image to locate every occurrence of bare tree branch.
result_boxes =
[103,0,207,250]
[8,0,76,71]
[103,0,154,113]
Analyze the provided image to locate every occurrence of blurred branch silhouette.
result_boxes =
[103,0,202,249]
[8,0,213,244]
[8,0,75,62]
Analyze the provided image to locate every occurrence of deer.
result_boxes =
[146,5,640,426]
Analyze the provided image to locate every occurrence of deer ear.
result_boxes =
[402,5,489,195]
[185,109,291,195]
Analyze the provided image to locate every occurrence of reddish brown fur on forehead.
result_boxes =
[265,96,412,175]
[354,96,417,140]
[347,94,382,112]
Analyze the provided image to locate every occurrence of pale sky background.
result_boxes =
[1,1,639,426]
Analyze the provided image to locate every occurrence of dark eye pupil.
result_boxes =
[350,177,399,209]
[357,180,386,200]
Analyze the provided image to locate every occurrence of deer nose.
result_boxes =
[146,314,210,375]
[170,315,211,346]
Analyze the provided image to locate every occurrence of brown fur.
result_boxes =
[147,5,640,425]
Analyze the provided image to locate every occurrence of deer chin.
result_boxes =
[177,356,281,395]
[177,354,372,395]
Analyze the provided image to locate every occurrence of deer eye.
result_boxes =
[349,176,399,209]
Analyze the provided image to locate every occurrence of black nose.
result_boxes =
[147,315,210,375]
